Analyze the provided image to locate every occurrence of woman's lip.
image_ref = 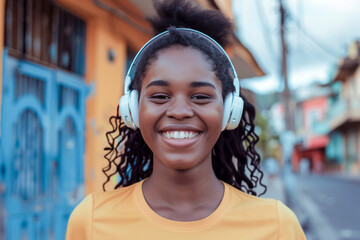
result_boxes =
[159,132,202,148]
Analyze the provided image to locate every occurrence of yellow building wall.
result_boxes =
[56,0,151,194]
[83,18,126,194]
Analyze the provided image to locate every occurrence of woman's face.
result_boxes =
[138,45,224,171]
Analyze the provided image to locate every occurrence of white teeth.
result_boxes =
[189,132,196,138]
[162,131,199,139]
[174,131,179,138]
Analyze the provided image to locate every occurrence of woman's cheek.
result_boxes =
[138,100,165,130]
[197,103,223,127]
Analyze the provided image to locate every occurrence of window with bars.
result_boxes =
[58,85,79,111]
[5,0,86,75]
[14,71,45,106]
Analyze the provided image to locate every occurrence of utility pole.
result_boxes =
[279,0,296,208]
[279,0,294,131]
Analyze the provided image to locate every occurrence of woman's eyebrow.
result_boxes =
[145,80,169,88]
[190,81,216,89]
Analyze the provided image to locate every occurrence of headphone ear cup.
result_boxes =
[119,94,134,129]
[129,90,139,128]
[119,90,139,130]
[225,96,244,130]
[222,93,233,131]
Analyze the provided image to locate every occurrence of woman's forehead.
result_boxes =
[159,44,211,59]
[149,46,213,72]
[142,46,218,86]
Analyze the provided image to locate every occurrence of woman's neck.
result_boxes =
[142,158,224,221]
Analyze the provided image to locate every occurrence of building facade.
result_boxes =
[325,41,360,174]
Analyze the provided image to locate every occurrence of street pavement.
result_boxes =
[262,172,360,240]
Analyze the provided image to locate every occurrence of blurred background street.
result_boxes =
[0,0,360,239]
[263,166,360,240]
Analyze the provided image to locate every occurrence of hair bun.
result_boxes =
[149,0,234,47]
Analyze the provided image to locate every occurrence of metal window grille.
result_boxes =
[14,71,45,106]
[5,0,86,75]
[59,85,79,111]
[12,110,43,201]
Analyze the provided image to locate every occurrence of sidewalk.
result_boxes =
[324,172,360,184]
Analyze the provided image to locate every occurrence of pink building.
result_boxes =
[293,90,330,172]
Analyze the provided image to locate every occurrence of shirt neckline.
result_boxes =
[134,179,230,232]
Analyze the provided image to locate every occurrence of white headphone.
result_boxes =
[119,28,244,131]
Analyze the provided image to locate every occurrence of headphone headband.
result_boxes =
[124,28,238,94]
[120,27,244,131]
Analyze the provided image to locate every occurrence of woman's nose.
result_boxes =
[165,95,194,119]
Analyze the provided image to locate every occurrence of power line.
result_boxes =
[255,0,278,63]
[295,0,303,48]
[296,29,337,63]
[299,38,330,63]
[281,0,339,68]
[287,10,342,59]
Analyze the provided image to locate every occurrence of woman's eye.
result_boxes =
[149,94,170,103]
[191,94,212,103]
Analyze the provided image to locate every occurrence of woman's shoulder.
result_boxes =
[73,182,138,211]
[66,182,140,240]
[66,193,93,240]
[225,183,296,218]
[275,201,306,239]
[92,182,138,206]
[225,183,306,239]
[225,182,278,210]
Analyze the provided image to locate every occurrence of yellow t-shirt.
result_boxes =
[66,180,306,240]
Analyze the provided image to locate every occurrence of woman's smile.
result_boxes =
[158,124,203,148]
[159,130,202,148]
[161,130,200,139]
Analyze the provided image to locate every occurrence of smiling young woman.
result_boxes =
[139,46,224,173]
[66,0,306,239]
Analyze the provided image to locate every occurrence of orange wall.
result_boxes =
[56,0,151,193]
[83,17,127,193]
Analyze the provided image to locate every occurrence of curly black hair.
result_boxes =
[103,0,266,196]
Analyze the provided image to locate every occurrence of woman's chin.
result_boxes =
[159,156,201,171]
[163,159,199,171]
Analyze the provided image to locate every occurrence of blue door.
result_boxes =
[1,52,87,240]
[2,0,87,238]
